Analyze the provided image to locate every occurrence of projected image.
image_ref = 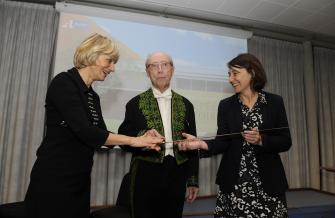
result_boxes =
[54,12,247,136]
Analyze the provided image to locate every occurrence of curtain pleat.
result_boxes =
[248,36,312,189]
[314,47,335,193]
[0,0,58,203]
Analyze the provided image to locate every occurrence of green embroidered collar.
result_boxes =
[139,88,186,141]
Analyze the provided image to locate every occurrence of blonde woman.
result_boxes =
[24,34,163,218]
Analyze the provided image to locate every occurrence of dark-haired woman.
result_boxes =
[178,53,291,217]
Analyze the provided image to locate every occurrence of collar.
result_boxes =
[152,86,172,99]
[236,90,267,105]
[67,67,90,93]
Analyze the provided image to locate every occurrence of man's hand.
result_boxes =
[131,131,164,151]
[185,186,199,203]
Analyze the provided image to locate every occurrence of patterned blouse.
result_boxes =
[214,92,287,218]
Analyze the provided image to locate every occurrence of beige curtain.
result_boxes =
[91,149,132,205]
[248,36,314,189]
[0,0,58,203]
[314,46,335,193]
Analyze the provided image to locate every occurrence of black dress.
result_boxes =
[24,68,109,218]
[214,93,287,218]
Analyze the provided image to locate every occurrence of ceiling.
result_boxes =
[14,0,335,44]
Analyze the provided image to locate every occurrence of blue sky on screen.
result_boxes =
[91,16,246,76]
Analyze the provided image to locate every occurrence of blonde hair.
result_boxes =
[73,33,120,69]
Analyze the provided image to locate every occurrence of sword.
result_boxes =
[163,126,289,143]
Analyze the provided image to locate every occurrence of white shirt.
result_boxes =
[152,86,174,157]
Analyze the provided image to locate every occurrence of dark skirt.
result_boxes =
[24,172,91,218]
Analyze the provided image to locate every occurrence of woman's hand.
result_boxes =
[176,133,208,150]
[242,127,262,145]
[131,131,164,151]
[144,129,163,138]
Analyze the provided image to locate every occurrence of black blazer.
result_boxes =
[203,91,292,196]
[31,68,109,176]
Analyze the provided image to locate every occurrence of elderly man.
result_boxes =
[118,52,199,218]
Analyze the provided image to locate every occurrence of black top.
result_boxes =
[202,91,292,196]
[31,67,109,177]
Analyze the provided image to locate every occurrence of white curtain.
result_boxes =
[314,46,335,193]
[0,0,58,203]
[248,36,313,189]
[91,149,132,205]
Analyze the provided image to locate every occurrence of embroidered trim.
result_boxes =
[135,89,198,185]
[138,89,187,163]
[129,160,138,218]
[139,89,164,135]
[187,175,199,187]
[137,129,146,137]
[171,91,186,141]
[139,89,186,141]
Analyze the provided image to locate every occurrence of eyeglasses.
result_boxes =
[146,62,172,71]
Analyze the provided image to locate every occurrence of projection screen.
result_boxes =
[54,2,252,138]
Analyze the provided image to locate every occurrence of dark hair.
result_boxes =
[227,53,267,92]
